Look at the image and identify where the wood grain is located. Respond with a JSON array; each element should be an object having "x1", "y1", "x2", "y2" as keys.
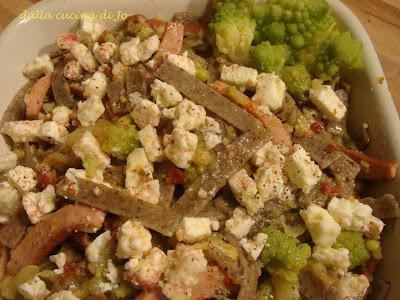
[{"x1": 0, "y1": 0, "x2": 399, "y2": 112}]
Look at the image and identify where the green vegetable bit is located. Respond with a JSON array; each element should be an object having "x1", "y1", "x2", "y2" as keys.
[
  {"x1": 260, "y1": 227, "x2": 311, "y2": 283},
  {"x1": 0, "y1": 265, "x2": 40, "y2": 299},
  {"x1": 279, "y1": 64, "x2": 311, "y2": 95},
  {"x1": 333, "y1": 231, "x2": 370, "y2": 269},
  {"x1": 102, "y1": 115, "x2": 140, "y2": 160},
  {"x1": 249, "y1": 41, "x2": 290, "y2": 73}
]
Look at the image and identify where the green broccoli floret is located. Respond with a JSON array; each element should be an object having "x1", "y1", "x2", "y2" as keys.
[
  {"x1": 279, "y1": 64, "x2": 311, "y2": 95},
  {"x1": 102, "y1": 115, "x2": 139, "y2": 160},
  {"x1": 333, "y1": 231, "x2": 370, "y2": 269},
  {"x1": 249, "y1": 41, "x2": 290, "y2": 73},
  {"x1": 260, "y1": 227, "x2": 311, "y2": 283},
  {"x1": 313, "y1": 31, "x2": 364, "y2": 80},
  {"x1": 209, "y1": 0, "x2": 256, "y2": 64}
]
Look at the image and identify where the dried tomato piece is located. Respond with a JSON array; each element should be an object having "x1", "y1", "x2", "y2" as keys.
[
  {"x1": 324, "y1": 144, "x2": 338, "y2": 153},
  {"x1": 310, "y1": 121, "x2": 325, "y2": 133},
  {"x1": 166, "y1": 167, "x2": 187, "y2": 185},
  {"x1": 320, "y1": 181, "x2": 339, "y2": 197},
  {"x1": 36, "y1": 165, "x2": 57, "y2": 189}
]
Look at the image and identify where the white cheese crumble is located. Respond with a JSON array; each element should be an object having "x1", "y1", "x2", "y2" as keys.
[
  {"x1": 7, "y1": 165, "x2": 37, "y2": 193},
  {"x1": 1, "y1": 120, "x2": 43, "y2": 143},
  {"x1": 63, "y1": 60, "x2": 82, "y2": 81},
  {"x1": 167, "y1": 52, "x2": 197, "y2": 76},
  {"x1": 17, "y1": 276, "x2": 50, "y2": 300},
  {"x1": 129, "y1": 92, "x2": 161, "y2": 129},
  {"x1": 285, "y1": 144, "x2": 322, "y2": 194},
  {"x1": 86, "y1": 230, "x2": 112, "y2": 264},
  {"x1": 312, "y1": 246, "x2": 350, "y2": 274},
  {"x1": 163, "y1": 128, "x2": 198, "y2": 169},
  {"x1": 116, "y1": 220, "x2": 152, "y2": 259},
  {"x1": 0, "y1": 181, "x2": 21, "y2": 225},
  {"x1": 225, "y1": 208, "x2": 255, "y2": 239},
  {"x1": 239, "y1": 232, "x2": 268, "y2": 261},
  {"x1": 163, "y1": 99, "x2": 206, "y2": 131},
  {"x1": 120, "y1": 37, "x2": 141, "y2": 66},
  {"x1": 200, "y1": 117, "x2": 223, "y2": 150},
  {"x1": 138, "y1": 125, "x2": 164, "y2": 162},
  {"x1": 82, "y1": 71, "x2": 108, "y2": 99},
  {"x1": 252, "y1": 73, "x2": 286, "y2": 111},
  {"x1": 49, "y1": 252, "x2": 67, "y2": 275},
  {"x1": 0, "y1": 134, "x2": 17, "y2": 172},
  {"x1": 70, "y1": 43, "x2": 97, "y2": 73},
  {"x1": 23, "y1": 54, "x2": 54, "y2": 79},
  {"x1": 22, "y1": 185, "x2": 56, "y2": 224},
  {"x1": 176, "y1": 217, "x2": 212, "y2": 244},
  {"x1": 52, "y1": 106, "x2": 72, "y2": 127},
  {"x1": 327, "y1": 197, "x2": 373, "y2": 232},
  {"x1": 77, "y1": 95, "x2": 105, "y2": 127},
  {"x1": 39, "y1": 121, "x2": 68, "y2": 144},
  {"x1": 125, "y1": 148, "x2": 154, "y2": 189},
  {"x1": 79, "y1": 19, "x2": 105, "y2": 42},
  {"x1": 151, "y1": 79, "x2": 183, "y2": 108},
  {"x1": 229, "y1": 169, "x2": 263, "y2": 215},
  {"x1": 220, "y1": 64, "x2": 258, "y2": 90},
  {"x1": 300, "y1": 204, "x2": 341, "y2": 247},
  {"x1": 137, "y1": 35, "x2": 160, "y2": 61},
  {"x1": 310, "y1": 84, "x2": 347, "y2": 122}
]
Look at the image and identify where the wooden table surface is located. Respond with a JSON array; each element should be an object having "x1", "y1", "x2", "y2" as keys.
[{"x1": 0, "y1": 0, "x2": 399, "y2": 112}]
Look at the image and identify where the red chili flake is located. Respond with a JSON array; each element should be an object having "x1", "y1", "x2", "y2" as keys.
[
  {"x1": 361, "y1": 258, "x2": 377, "y2": 276},
  {"x1": 166, "y1": 167, "x2": 187, "y2": 185},
  {"x1": 36, "y1": 165, "x2": 57, "y2": 189},
  {"x1": 320, "y1": 181, "x2": 339, "y2": 196},
  {"x1": 310, "y1": 121, "x2": 325, "y2": 133},
  {"x1": 324, "y1": 144, "x2": 338, "y2": 153}
]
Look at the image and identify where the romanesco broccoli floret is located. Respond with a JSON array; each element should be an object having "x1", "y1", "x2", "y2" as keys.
[
  {"x1": 252, "y1": 0, "x2": 335, "y2": 51},
  {"x1": 260, "y1": 227, "x2": 311, "y2": 283},
  {"x1": 209, "y1": 0, "x2": 256, "y2": 64},
  {"x1": 279, "y1": 64, "x2": 311, "y2": 95},
  {"x1": 313, "y1": 31, "x2": 364, "y2": 80},
  {"x1": 102, "y1": 115, "x2": 139, "y2": 160},
  {"x1": 249, "y1": 41, "x2": 290, "y2": 73},
  {"x1": 333, "y1": 231, "x2": 370, "y2": 269}
]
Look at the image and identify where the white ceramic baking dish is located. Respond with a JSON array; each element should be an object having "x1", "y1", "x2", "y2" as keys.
[{"x1": 0, "y1": 0, "x2": 399, "y2": 298}]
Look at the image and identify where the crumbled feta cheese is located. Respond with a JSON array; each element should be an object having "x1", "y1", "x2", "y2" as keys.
[
  {"x1": 310, "y1": 84, "x2": 347, "y2": 122},
  {"x1": 55, "y1": 32, "x2": 79, "y2": 50},
  {"x1": 71, "y1": 43, "x2": 97, "y2": 72},
  {"x1": 252, "y1": 73, "x2": 286, "y2": 110},
  {"x1": 210, "y1": 220, "x2": 220, "y2": 231},
  {"x1": 22, "y1": 185, "x2": 56, "y2": 224},
  {"x1": 1, "y1": 120, "x2": 43, "y2": 143},
  {"x1": 239, "y1": 232, "x2": 268, "y2": 261},
  {"x1": 362, "y1": 216, "x2": 384, "y2": 240},
  {"x1": 105, "y1": 259, "x2": 119, "y2": 284},
  {"x1": 79, "y1": 19, "x2": 105, "y2": 42},
  {"x1": 151, "y1": 79, "x2": 183, "y2": 108},
  {"x1": 0, "y1": 182, "x2": 20, "y2": 225},
  {"x1": 164, "y1": 128, "x2": 198, "y2": 169},
  {"x1": 138, "y1": 35, "x2": 160, "y2": 61},
  {"x1": 95, "y1": 281, "x2": 114, "y2": 294},
  {"x1": 160, "y1": 244, "x2": 207, "y2": 300},
  {"x1": 18, "y1": 276, "x2": 50, "y2": 300},
  {"x1": 50, "y1": 252, "x2": 67, "y2": 275},
  {"x1": 200, "y1": 117, "x2": 222, "y2": 150},
  {"x1": 220, "y1": 64, "x2": 258, "y2": 90},
  {"x1": 47, "y1": 290, "x2": 80, "y2": 300},
  {"x1": 176, "y1": 217, "x2": 212, "y2": 244},
  {"x1": 23, "y1": 54, "x2": 54, "y2": 79},
  {"x1": 300, "y1": 204, "x2": 341, "y2": 247},
  {"x1": 77, "y1": 95, "x2": 105, "y2": 126},
  {"x1": 167, "y1": 53, "x2": 197, "y2": 76},
  {"x1": 337, "y1": 273, "x2": 369, "y2": 300},
  {"x1": 255, "y1": 164, "x2": 286, "y2": 202},
  {"x1": 120, "y1": 37, "x2": 141, "y2": 65},
  {"x1": 72, "y1": 131, "x2": 110, "y2": 180},
  {"x1": 63, "y1": 60, "x2": 82, "y2": 81},
  {"x1": 52, "y1": 106, "x2": 72, "y2": 126},
  {"x1": 225, "y1": 208, "x2": 255, "y2": 239},
  {"x1": 251, "y1": 140, "x2": 286, "y2": 167},
  {"x1": 164, "y1": 99, "x2": 206, "y2": 131},
  {"x1": 129, "y1": 179, "x2": 160, "y2": 205},
  {"x1": 0, "y1": 134, "x2": 17, "y2": 171},
  {"x1": 125, "y1": 247, "x2": 167, "y2": 288},
  {"x1": 112, "y1": 62, "x2": 129, "y2": 80},
  {"x1": 327, "y1": 197, "x2": 373, "y2": 232},
  {"x1": 7, "y1": 166, "x2": 37, "y2": 193},
  {"x1": 229, "y1": 169, "x2": 263, "y2": 215},
  {"x1": 64, "y1": 168, "x2": 88, "y2": 193},
  {"x1": 117, "y1": 220, "x2": 152, "y2": 259},
  {"x1": 39, "y1": 121, "x2": 68, "y2": 144},
  {"x1": 125, "y1": 148, "x2": 154, "y2": 189},
  {"x1": 138, "y1": 125, "x2": 164, "y2": 162},
  {"x1": 129, "y1": 92, "x2": 161, "y2": 129},
  {"x1": 86, "y1": 230, "x2": 112, "y2": 263},
  {"x1": 312, "y1": 246, "x2": 350, "y2": 273},
  {"x1": 93, "y1": 42, "x2": 117, "y2": 64},
  {"x1": 285, "y1": 144, "x2": 322, "y2": 193},
  {"x1": 83, "y1": 71, "x2": 108, "y2": 99}
]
